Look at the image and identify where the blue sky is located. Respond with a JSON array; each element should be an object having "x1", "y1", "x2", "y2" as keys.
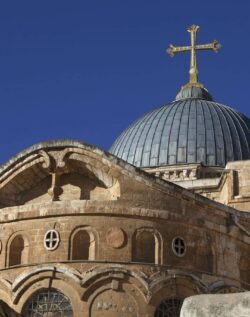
[{"x1": 0, "y1": 0, "x2": 250, "y2": 163}]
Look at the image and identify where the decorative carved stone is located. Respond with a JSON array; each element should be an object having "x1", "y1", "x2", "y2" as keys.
[
  {"x1": 91, "y1": 289, "x2": 138, "y2": 316},
  {"x1": 106, "y1": 227, "x2": 126, "y2": 249},
  {"x1": 47, "y1": 172, "x2": 63, "y2": 201}
]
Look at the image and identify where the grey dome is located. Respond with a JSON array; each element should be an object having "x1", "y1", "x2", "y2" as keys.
[
  {"x1": 175, "y1": 85, "x2": 213, "y2": 101},
  {"x1": 110, "y1": 87, "x2": 250, "y2": 168}
]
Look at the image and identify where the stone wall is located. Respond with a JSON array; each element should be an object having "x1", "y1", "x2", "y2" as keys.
[
  {"x1": 144, "y1": 160, "x2": 250, "y2": 213},
  {"x1": 0, "y1": 141, "x2": 248, "y2": 316},
  {"x1": 181, "y1": 292, "x2": 250, "y2": 317}
]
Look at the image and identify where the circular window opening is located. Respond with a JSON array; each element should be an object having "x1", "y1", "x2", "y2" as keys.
[
  {"x1": 23, "y1": 288, "x2": 73, "y2": 317},
  {"x1": 172, "y1": 237, "x2": 186, "y2": 257},
  {"x1": 44, "y1": 230, "x2": 60, "y2": 251}
]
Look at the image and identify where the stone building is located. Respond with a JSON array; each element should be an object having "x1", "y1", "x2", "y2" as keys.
[{"x1": 0, "y1": 25, "x2": 249, "y2": 317}]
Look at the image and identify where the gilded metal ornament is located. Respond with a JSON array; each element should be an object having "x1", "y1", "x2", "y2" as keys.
[{"x1": 167, "y1": 25, "x2": 221, "y2": 86}]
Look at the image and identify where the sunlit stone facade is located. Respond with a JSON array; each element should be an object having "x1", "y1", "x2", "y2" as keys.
[
  {"x1": 1, "y1": 24, "x2": 250, "y2": 317},
  {"x1": 0, "y1": 140, "x2": 248, "y2": 316}
]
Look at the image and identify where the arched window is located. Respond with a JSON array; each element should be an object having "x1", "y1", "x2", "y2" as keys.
[
  {"x1": 71, "y1": 229, "x2": 95, "y2": 260},
  {"x1": 22, "y1": 289, "x2": 73, "y2": 317},
  {"x1": 155, "y1": 298, "x2": 183, "y2": 317},
  {"x1": 133, "y1": 230, "x2": 157, "y2": 263},
  {"x1": 9, "y1": 235, "x2": 28, "y2": 267}
]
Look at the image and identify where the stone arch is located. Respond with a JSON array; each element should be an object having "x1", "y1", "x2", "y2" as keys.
[
  {"x1": 69, "y1": 226, "x2": 97, "y2": 261},
  {"x1": 148, "y1": 273, "x2": 207, "y2": 315},
  {"x1": 81, "y1": 267, "x2": 149, "y2": 304},
  {"x1": 149, "y1": 272, "x2": 207, "y2": 297},
  {"x1": 208, "y1": 280, "x2": 246, "y2": 294},
  {"x1": 11, "y1": 266, "x2": 82, "y2": 295},
  {"x1": 83, "y1": 268, "x2": 148, "y2": 317},
  {"x1": 132, "y1": 228, "x2": 162, "y2": 264},
  {"x1": 12, "y1": 268, "x2": 84, "y2": 316},
  {"x1": 214, "y1": 285, "x2": 245, "y2": 294},
  {"x1": 6, "y1": 232, "x2": 29, "y2": 267}
]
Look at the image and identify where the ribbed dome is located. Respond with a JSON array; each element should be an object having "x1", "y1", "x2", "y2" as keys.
[
  {"x1": 175, "y1": 85, "x2": 213, "y2": 101},
  {"x1": 110, "y1": 87, "x2": 250, "y2": 168}
]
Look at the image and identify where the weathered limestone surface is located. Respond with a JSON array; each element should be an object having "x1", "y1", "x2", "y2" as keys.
[
  {"x1": 145, "y1": 160, "x2": 250, "y2": 213},
  {"x1": 181, "y1": 292, "x2": 250, "y2": 317},
  {"x1": 0, "y1": 141, "x2": 248, "y2": 316}
]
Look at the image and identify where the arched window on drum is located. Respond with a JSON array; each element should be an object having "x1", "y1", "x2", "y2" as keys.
[
  {"x1": 8, "y1": 234, "x2": 29, "y2": 267},
  {"x1": 70, "y1": 228, "x2": 95, "y2": 261},
  {"x1": 133, "y1": 229, "x2": 161, "y2": 264}
]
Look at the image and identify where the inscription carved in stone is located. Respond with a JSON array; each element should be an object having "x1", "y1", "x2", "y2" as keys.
[{"x1": 91, "y1": 289, "x2": 138, "y2": 317}]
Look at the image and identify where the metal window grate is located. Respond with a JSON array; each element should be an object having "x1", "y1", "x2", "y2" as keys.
[
  {"x1": 44, "y1": 230, "x2": 60, "y2": 251},
  {"x1": 23, "y1": 289, "x2": 73, "y2": 317},
  {"x1": 155, "y1": 298, "x2": 183, "y2": 317},
  {"x1": 172, "y1": 237, "x2": 186, "y2": 257}
]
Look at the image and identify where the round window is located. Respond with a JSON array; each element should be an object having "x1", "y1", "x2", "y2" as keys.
[
  {"x1": 172, "y1": 237, "x2": 186, "y2": 257},
  {"x1": 23, "y1": 288, "x2": 73, "y2": 316},
  {"x1": 44, "y1": 230, "x2": 60, "y2": 251}
]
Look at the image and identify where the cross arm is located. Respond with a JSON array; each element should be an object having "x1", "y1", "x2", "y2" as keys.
[
  {"x1": 195, "y1": 40, "x2": 221, "y2": 52},
  {"x1": 167, "y1": 44, "x2": 191, "y2": 57}
]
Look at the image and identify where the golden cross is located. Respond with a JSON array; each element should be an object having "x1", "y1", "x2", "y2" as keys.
[{"x1": 167, "y1": 25, "x2": 221, "y2": 86}]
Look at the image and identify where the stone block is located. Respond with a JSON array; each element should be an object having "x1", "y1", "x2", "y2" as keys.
[{"x1": 181, "y1": 292, "x2": 250, "y2": 317}]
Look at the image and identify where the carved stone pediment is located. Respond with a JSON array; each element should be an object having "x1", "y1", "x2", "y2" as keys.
[
  {"x1": 0, "y1": 140, "x2": 238, "y2": 226},
  {"x1": 0, "y1": 141, "x2": 122, "y2": 207}
]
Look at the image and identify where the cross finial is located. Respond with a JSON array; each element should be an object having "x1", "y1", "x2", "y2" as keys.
[{"x1": 167, "y1": 25, "x2": 221, "y2": 87}]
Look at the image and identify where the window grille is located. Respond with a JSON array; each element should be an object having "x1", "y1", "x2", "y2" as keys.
[
  {"x1": 44, "y1": 230, "x2": 60, "y2": 251},
  {"x1": 155, "y1": 298, "x2": 183, "y2": 317},
  {"x1": 23, "y1": 289, "x2": 73, "y2": 317},
  {"x1": 172, "y1": 237, "x2": 186, "y2": 257}
]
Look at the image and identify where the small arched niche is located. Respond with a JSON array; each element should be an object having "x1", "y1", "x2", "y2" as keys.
[
  {"x1": 132, "y1": 229, "x2": 161, "y2": 264},
  {"x1": 70, "y1": 228, "x2": 96, "y2": 261},
  {"x1": 8, "y1": 234, "x2": 29, "y2": 267}
]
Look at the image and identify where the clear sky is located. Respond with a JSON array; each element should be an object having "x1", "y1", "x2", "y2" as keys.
[{"x1": 0, "y1": 0, "x2": 250, "y2": 163}]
